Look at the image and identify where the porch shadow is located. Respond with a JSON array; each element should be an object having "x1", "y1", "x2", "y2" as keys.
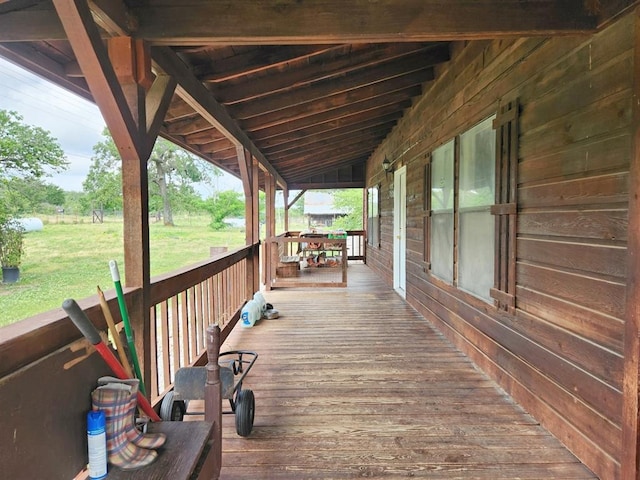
[{"x1": 215, "y1": 264, "x2": 596, "y2": 479}]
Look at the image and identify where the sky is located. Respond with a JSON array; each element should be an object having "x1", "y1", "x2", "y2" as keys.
[{"x1": 0, "y1": 56, "x2": 242, "y2": 195}]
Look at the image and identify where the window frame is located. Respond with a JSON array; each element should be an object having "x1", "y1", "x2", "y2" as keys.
[
  {"x1": 425, "y1": 101, "x2": 518, "y2": 310},
  {"x1": 367, "y1": 184, "x2": 381, "y2": 248}
]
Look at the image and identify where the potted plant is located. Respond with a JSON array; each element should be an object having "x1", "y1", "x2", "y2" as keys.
[{"x1": 0, "y1": 218, "x2": 25, "y2": 283}]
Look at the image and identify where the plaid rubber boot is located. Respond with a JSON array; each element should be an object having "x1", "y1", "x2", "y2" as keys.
[
  {"x1": 92, "y1": 386, "x2": 158, "y2": 470},
  {"x1": 97, "y1": 377, "x2": 166, "y2": 449}
]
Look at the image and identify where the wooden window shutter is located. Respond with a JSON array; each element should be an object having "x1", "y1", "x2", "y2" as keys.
[{"x1": 490, "y1": 99, "x2": 519, "y2": 313}]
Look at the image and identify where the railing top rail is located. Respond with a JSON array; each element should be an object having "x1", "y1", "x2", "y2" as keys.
[
  {"x1": 149, "y1": 243, "x2": 258, "y2": 305},
  {"x1": 1, "y1": 242, "x2": 259, "y2": 380},
  {"x1": 285, "y1": 230, "x2": 364, "y2": 236},
  {"x1": 0, "y1": 287, "x2": 138, "y2": 379},
  {"x1": 269, "y1": 236, "x2": 346, "y2": 244}
]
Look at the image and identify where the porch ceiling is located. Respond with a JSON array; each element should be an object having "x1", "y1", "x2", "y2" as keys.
[{"x1": 0, "y1": 0, "x2": 631, "y2": 190}]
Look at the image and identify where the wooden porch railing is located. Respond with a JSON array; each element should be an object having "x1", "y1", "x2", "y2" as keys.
[
  {"x1": 0, "y1": 242, "x2": 258, "y2": 478},
  {"x1": 148, "y1": 243, "x2": 259, "y2": 401},
  {"x1": 286, "y1": 230, "x2": 366, "y2": 261},
  {"x1": 0, "y1": 242, "x2": 258, "y2": 401},
  {"x1": 264, "y1": 230, "x2": 365, "y2": 289}
]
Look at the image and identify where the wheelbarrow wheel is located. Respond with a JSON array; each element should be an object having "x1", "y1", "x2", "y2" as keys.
[
  {"x1": 160, "y1": 391, "x2": 186, "y2": 421},
  {"x1": 235, "y1": 388, "x2": 255, "y2": 437}
]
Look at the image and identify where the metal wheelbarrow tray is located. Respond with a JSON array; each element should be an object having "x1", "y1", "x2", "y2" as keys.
[{"x1": 159, "y1": 350, "x2": 258, "y2": 437}]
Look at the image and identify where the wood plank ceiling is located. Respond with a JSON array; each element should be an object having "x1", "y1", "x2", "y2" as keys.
[{"x1": 0, "y1": 0, "x2": 629, "y2": 190}]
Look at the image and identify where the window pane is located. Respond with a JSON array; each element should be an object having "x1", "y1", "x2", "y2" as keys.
[
  {"x1": 431, "y1": 212, "x2": 454, "y2": 282},
  {"x1": 431, "y1": 140, "x2": 455, "y2": 211},
  {"x1": 458, "y1": 116, "x2": 496, "y2": 301},
  {"x1": 430, "y1": 140, "x2": 454, "y2": 283},
  {"x1": 460, "y1": 117, "x2": 495, "y2": 208},
  {"x1": 458, "y1": 209, "x2": 494, "y2": 300},
  {"x1": 367, "y1": 186, "x2": 379, "y2": 247}
]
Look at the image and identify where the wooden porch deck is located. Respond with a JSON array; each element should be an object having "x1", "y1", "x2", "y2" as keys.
[{"x1": 215, "y1": 264, "x2": 596, "y2": 479}]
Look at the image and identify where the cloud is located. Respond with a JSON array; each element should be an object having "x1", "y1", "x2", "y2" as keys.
[
  {"x1": 0, "y1": 57, "x2": 105, "y2": 190},
  {"x1": 0, "y1": 57, "x2": 244, "y2": 194}
]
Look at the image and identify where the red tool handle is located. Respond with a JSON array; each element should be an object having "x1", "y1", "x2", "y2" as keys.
[
  {"x1": 93, "y1": 342, "x2": 161, "y2": 421},
  {"x1": 63, "y1": 299, "x2": 161, "y2": 422}
]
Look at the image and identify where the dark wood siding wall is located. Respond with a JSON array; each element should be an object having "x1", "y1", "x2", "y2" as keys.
[{"x1": 366, "y1": 13, "x2": 633, "y2": 480}]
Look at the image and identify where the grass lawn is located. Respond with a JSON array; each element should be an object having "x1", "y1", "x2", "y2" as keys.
[{"x1": 0, "y1": 215, "x2": 245, "y2": 327}]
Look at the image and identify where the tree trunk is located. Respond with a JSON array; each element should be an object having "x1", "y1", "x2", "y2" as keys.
[{"x1": 154, "y1": 160, "x2": 174, "y2": 226}]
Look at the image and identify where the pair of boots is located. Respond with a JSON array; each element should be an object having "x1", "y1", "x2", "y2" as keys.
[{"x1": 91, "y1": 377, "x2": 166, "y2": 471}]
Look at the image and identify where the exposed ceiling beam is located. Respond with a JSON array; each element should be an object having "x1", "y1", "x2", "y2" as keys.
[
  {"x1": 88, "y1": 0, "x2": 132, "y2": 36},
  {"x1": 0, "y1": 43, "x2": 92, "y2": 100},
  {"x1": 197, "y1": 45, "x2": 339, "y2": 82},
  {"x1": 249, "y1": 90, "x2": 417, "y2": 142},
  {"x1": 264, "y1": 122, "x2": 397, "y2": 156},
  {"x1": 131, "y1": 0, "x2": 598, "y2": 45},
  {"x1": 152, "y1": 46, "x2": 286, "y2": 188},
  {"x1": 5, "y1": 0, "x2": 635, "y2": 44},
  {"x1": 214, "y1": 43, "x2": 447, "y2": 105},
  {"x1": 240, "y1": 72, "x2": 425, "y2": 132},
  {"x1": 228, "y1": 59, "x2": 432, "y2": 120},
  {"x1": 0, "y1": 8, "x2": 65, "y2": 41}
]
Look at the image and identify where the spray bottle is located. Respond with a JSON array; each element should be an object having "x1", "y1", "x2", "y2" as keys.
[{"x1": 87, "y1": 410, "x2": 107, "y2": 479}]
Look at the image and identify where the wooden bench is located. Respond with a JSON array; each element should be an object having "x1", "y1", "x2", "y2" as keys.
[{"x1": 0, "y1": 322, "x2": 222, "y2": 480}]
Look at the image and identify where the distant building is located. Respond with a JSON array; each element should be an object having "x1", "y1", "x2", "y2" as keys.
[{"x1": 303, "y1": 192, "x2": 348, "y2": 228}]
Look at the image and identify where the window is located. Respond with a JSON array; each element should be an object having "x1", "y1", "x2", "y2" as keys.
[
  {"x1": 430, "y1": 140, "x2": 455, "y2": 283},
  {"x1": 426, "y1": 100, "x2": 519, "y2": 309},
  {"x1": 367, "y1": 185, "x2": 380, "y2": 248},
  {"x1": 458, "y1": 116, "x2": 496, "y2": 301}
]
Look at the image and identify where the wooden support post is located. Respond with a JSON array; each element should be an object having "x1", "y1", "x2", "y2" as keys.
[
  {"x1": 51, "y1": 1, "x2": 169, "y2": 397},
  {"x1": 121, "y1": 151, "x2": 151, "y2": 391},
  {"x1": 109, "y1": 37, "x2": 153, "y2": 391},
  {"x1": 250, "y1": 158, "x2": 260, "y2": 293},
  {"x1": 238, "y1": 146, "x2": 260, "y2": 294},
  {"x1": 283, "y1": 186, "x2": 289, "y2": 232},
  {"x1": 623, "y1": 8, "x2": 640, "y2": 479},
  {"x1": 264, "y1": 173, "x2": 276, "y2": 291},
  {"x1": 204, "y1": 324, "x2": 222, "y2": 480}
]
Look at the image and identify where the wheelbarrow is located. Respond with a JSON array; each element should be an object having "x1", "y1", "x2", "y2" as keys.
[{"x1": 159, "y1": 350, "x2": 258, "y2": 437}]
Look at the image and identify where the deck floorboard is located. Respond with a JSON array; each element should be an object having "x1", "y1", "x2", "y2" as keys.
[{"x1": 213, "y1": 264, "x2": 595, "y2": 479}]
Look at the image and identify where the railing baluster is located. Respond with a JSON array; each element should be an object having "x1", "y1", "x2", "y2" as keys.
[
  {"x1": 188, "y1": 286, "x2": 197, "y2": 362},
  {"x1": 150, "y1": 306, "x2": 158, "y2": 398},
  {"x1": 160, "y1": 300, "x2": 170, "y2": 392},
  {"x1": 170, "y1": 296, "x2": 180, "y2": 383},
  {"x1": 179, "y1": 291, "x2": 189, "y2": 367},
  {"x1": 195, "y1": 282, "x2": 204, "y2": 353},
  {"x1": 207, "y1": 278, "x2": 216, "y2": 328},
  {"x1": 147, "y1": 244, "x2": 258, "y2": 402}
]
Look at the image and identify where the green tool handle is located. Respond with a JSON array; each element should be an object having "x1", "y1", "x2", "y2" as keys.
[{"x1": 109, "y1": 260, "x2": 147, "y2": 397}]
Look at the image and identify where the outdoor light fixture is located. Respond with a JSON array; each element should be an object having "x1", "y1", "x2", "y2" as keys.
[{"x1": 382, "y1": 156, "x2": 392, "y2": 173}]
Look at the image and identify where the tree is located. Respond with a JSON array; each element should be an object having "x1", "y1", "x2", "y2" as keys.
[
  {"x1": 0, "y1": 110, "x2": 68, "y2": 220},
  {"x1": 3, "y1": 177, "x2": 65, "y2": 215},
  {"x1": 206, "y1": 190, "x2": 244, "y2": 230},
  {"x1": 0, "y1": 110, "x2": 68, "y2": 180},
  {"x1": 147, "y1": 138, "x2": 211, "y2": 225},
  {"x1": 82, "y1": 131, "x2": 122, "y2": 213},
  {"x1": 330, "y1": 189, "x2": 363, "y2": 231},
  {"x1": 84, "y1": 130, "x2": 218, "y2": 222}
]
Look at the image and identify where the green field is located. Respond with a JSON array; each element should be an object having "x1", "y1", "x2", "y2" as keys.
[{"x1": 0, "y1": 215, "x2": 245, "y2": 327}]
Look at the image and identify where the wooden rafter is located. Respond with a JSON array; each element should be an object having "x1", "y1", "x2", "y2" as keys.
[
  {"x1": 152, "y1": 46, "x2": 286, "y2": 188},
  {"x1": 51, "y1": 0, "x2": 142, "y2": 158},
  {"x1": 212, "y1": 43, "x2": 447, "y2": 105}
]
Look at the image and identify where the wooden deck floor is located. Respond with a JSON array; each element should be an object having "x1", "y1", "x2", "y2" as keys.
[{"x1": 216, "y1": 264, "x2": 596, "y2": 479}]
